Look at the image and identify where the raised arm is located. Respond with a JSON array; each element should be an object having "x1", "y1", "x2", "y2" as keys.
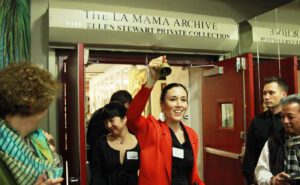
[{"x1": 126, "y1": 56, "x2": 166, "y2": 134}]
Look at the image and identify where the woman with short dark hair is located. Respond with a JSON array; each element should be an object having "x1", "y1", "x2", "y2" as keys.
[{"x1": 91, "y1": 102, "x2": 139, "y2": 185}]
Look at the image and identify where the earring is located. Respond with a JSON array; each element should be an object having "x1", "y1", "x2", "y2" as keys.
[
  {"x1": 183, "y1": 114, "x2": 189, "y2": 120},
  {"x1": 159, "y1": 112, "x2": 166, "y2": 121}
]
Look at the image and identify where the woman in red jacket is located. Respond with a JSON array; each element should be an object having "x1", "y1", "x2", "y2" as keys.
[{"x1": 126, "y1": 56, "x2": 205, "y2": 185}]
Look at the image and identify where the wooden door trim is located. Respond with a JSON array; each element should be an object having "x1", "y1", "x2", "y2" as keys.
[{"x1": 77, "y1": 43, "x2": 87, "y2": 185}]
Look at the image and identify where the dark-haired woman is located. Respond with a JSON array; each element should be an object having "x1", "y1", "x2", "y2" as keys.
[
  {"x1": 91, "y1": 102, "x2": 139, "y2": 185},
  {"x1": 126, "y1": 56, "x2": 205, "y2": 185},
  {"x1": 87, "y1": 90, "x2": 132, "y2": 171}
]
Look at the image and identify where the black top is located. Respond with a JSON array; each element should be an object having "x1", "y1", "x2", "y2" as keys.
[
  {"x1": 91, "y1": 136, "x2": 140, "y2": 185},
  {"x1": 268, "y1": 128, "x2": 285, "y2": 176},
  {"x1": 170, "y1": 128, "x2": 194, "y2": 185},
  {"x1": 86, "y1": 107, "x2": 109, "y2": 169},
  {"x1": 242, "y1": 110, "x2": 282, "y2": 185}
]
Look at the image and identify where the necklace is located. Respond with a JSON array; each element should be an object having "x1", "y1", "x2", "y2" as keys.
[
  {"x1": 118, "y1": 138, "x2": 125, "y2": 144},
  {"x1": 117, "y1": 135, "x2": 128, "y2": 145}
]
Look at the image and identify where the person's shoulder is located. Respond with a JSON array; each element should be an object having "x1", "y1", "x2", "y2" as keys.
[
  {"x1": 268, "y1": 128, "x2": 285, "y2": 143},
  {"x1": 95, "y1": 135, "x2": 107, "y2": 146},
  {"x1": 251, "y1": 111, "x2": 270, "y2": 123},
  {"x1": 256, "y1": 110, "x2": 270, "y2": 118},
  {"x1": 88, "y1": 108, "x2": 104, "y2": 126},
  {"x1": 149, "y1": 115, "x2": 160, "y2": 126},
  {"x1": 99, "y1": 134, "x2": 107, "y2": 142},
  {"x1": 90, "y1": 108, "x2": 104, "y2": 120}
]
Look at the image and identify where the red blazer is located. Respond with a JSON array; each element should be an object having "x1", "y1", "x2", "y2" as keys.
[{"x1": 126, "y1": 85, "x2": 205, "y2": 185}]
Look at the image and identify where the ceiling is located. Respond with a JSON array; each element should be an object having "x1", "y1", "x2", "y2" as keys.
[
  {"x1": 53, "y1": 0, "x2": 295, "y2": 23},
  {"x1": 250, "y1": 0, "x2": 300, "y2": 25}
]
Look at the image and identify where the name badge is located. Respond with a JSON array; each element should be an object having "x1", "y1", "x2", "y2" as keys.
[
  {"x1": 127, "y1": 151, "x2": 138, "y2": 160},
  {"x1": 172, "y1": 147, "x2": 184, "y2": 159}
]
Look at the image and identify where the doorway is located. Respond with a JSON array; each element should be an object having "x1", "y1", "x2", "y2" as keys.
[{"x1": 57, "y1": 48, "x2": 216, "y2": 185}]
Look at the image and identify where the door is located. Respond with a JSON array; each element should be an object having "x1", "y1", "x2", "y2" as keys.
[
  {"x1": 202, "y1": 54, "x2": 255, "y2": 185},
  {"x1": 59, "y1": 44, "x2": 86, "y2": 184},
  {"x1": 253, "y1": 56, "x2": 298, "y2": 114}
]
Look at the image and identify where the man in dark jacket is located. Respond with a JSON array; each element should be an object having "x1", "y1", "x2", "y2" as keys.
[
  {"x1": 242, "y1": 77, "x2": 288, "y2": 185},
  {"x1": 255, "y1": 94, "x2": 300, "y2": 185}
]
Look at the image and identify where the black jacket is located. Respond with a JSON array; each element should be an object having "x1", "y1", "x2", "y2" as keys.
[
  {"x1": 268, "y1": 128, "x2": 285, "y2": 176},
  {"x1": 242, "y1": 110, "x2": 282, "y2": 185}
]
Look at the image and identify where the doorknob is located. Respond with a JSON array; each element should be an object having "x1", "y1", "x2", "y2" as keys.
[
  {"x1": 69, "y1": 177, "x2": 79, "y2": 183},
  {"x1": 240, "y1": 131, "x2": 245, "y2": 140}
]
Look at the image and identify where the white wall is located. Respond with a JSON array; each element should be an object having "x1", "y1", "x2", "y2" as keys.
[
  {"x1": 189, "y1": 67, "x2": 204, "y2": 179},
  {"x1": 48, "y1": 49, "x2": 59, "y2": 147},
  {"x1": 31, "y1": 0, "x2": 49, "y2": 68},
  {"x1": 31, "y1": 1, "x2": 59, "y2": 144}
]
